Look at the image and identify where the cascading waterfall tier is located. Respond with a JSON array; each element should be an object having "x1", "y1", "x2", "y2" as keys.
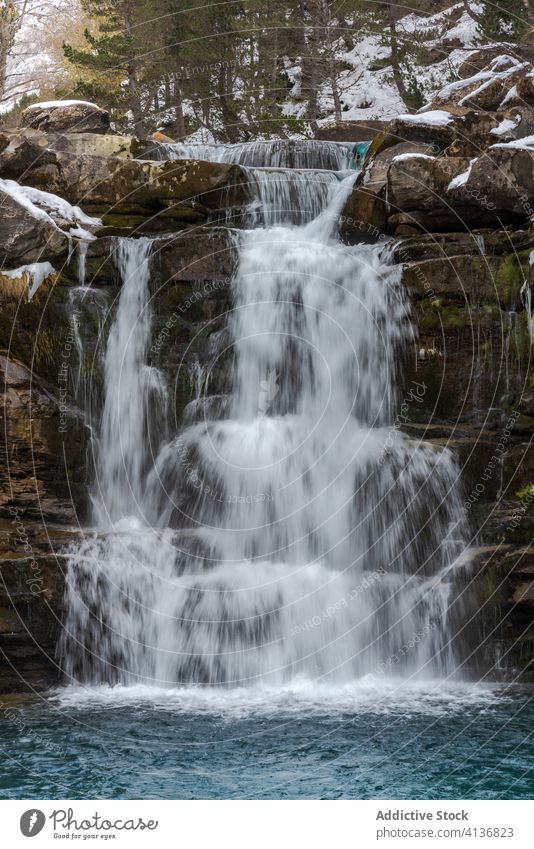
[
  {"x1": 149, "y1": 138, "x2": 368, "y2": 170},
  {"x1": 61, "y1": 141, "x2": 468, "y2": 689}
]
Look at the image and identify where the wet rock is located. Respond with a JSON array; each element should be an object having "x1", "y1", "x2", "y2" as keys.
[
  {"x1": 393, "y1": 228, "x2": 534, "y2": 263},
  {"x1": 22, "y1": 100, "x2": 110, "y2": 135},
  {"x1": 0, "y1": 354, "x2": 87, "y2": 525},
  {"x1": 401, "y1": 253, "x2": 528, "y2": 307},
  {"x1": 77, "y1": 228, "x2": 238, "y2": 285},
  {"x1": 0, "y1": 521, "x2": 84, "y2": 693},
  {"x1": 157, "y1": 227, "x2": 237, "y2": 283}
]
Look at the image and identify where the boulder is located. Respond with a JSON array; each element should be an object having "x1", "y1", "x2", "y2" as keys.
[
  {"x1": 40, "y1": 153, "x2": 251, "y2": 224},
  {"x1": 465, "y1": 147, "x2": 534, "y2": 218},
  {"x1": 0, "y1": 189, "x2": 67, "y2": 264},
  {"x1": 315, "y1": 120, "x2": 387, "y2": 142},
  {"x1": 341, "y1": 142, "x2": 433, "y2": 240},
  {"x1": 387, "y1": 147, "x2": 534, "y2": 230},
  {"x1": 385, "y1": 110, "x2": 508, "y2": 157},
  {"x1": 388, "y1": 155, "x2": 470, "y2": 212},
  {"x1": 385, "y1": 111, "x2": 457, "y2": 152},
  {"x1": 0, "y1": 129, "x2": 53, "y2": 182},
  {"x1": 22, "y1": 100, "x2": 110, "y2": 134}
]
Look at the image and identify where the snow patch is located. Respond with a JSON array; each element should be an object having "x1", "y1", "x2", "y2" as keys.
[
  {"x1": 499, "y1": 85, "x2": 518, "y2": 107},
  {"x1": 392, "y1": 153, "x2": 436, "y2": 162},
  {"x1": 3, "y1": 262, "x2": 55, "y2": 300},
  {"x1": 397, "y1": 110, "x2": 453, "y2": 127},
  {"x1": 0, "y1": 178, "x2": 100, "y2": 235},
  {"x1": 491, "y1": 135, "x2": 534, "y2": 151},
  {"x1": 490, "y1": 117, "x2": 519, "y2": 136},
  {"x1": 447, "y1": 158, "x2": 477, "y2": 191},
  {"x1": 25, "y1": 99, "x2": 102, "y2": 110}
]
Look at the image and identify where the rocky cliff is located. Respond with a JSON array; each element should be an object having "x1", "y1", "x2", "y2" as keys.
[{"x1": 1, "y1": 68, "x2": 534, "y2": 692}]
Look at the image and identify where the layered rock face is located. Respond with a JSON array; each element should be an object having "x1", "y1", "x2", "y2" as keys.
[
  {"x1": 338, "y1": 54, "x2": 534, "y2": 676},
  {"x1": 1, "y1": 92, "x2": 534, "y2": 691}
]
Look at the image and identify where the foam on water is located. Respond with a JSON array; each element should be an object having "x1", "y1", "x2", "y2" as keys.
[{"x1": 53, "y1": 679, "x2": 506, "y2": 718}]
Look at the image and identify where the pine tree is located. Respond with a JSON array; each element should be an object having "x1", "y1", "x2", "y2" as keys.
[
  {"x1": 478, "y1": 0, "x2": 527, "y2": 40},
  {"x1": 62, "y1": 0, "x2": 158, "y2": 137}
]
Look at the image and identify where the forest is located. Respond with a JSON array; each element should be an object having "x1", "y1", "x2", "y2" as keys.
[{"x1": 0, "y1": 0, "x2": 530, "y2": 139}]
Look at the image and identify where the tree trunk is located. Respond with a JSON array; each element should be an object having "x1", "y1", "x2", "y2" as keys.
[
  {"x1": 385, "y1": 2, "x2": 411, "y2": 109},
  {"x1": 329, "y1": 58, "x2": 342, "y2": 123},
  {"x1": 301, "y1": 0, "x2": 319, "y2": 133},
  {"x1": 127, "y1": 61, "x2": 147, "y2": 139},
  {"x1": 172, "y1": 75, "x2": 186, "y2": 139},
  {"x1": 0, "y1": 0, "x2": 21, "y2": 105}
]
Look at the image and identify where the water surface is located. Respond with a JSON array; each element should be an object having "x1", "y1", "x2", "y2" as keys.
[{"x1": 1, "y1": 680, "x2": 532, "y2": 800}]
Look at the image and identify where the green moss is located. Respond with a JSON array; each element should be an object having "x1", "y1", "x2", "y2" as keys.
[
  {"x1": 362, "y1": 131, "x2": 398, "y2": 168},
  {"x1": 515, "y1": 484, "x2": 534, "y2": 502},
  {"x1": 494, "y1": 253, "x2": 528, "y2": 305},
  {"x1": 416, "y1": 299, "x2": 469, "y2": 332}
]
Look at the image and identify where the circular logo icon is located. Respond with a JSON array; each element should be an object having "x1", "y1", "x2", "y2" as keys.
[{"x1": 20, "y1": 810, "x2": 46, "y2": 837}]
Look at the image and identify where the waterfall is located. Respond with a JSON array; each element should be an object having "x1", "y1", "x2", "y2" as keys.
[
  {"x1": 93, "y1": 238, "x2": 158, "y2": 523},
  {"x1": 246, "y1": 168, "x2": 341, "y2": 226},
  {"x1": 148, "y1": 138, "x2": 367, "y2": 171},
  {"x1": 61, "y1": 146, "x2": 469, "y2": 689}
]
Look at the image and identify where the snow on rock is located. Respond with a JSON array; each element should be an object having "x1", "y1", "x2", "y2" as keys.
[
  {"x1": 24, "y1": 99, "x2": 101, "y2": 111},
  {"x1": 15, "y1": 184, "x2": 100, "y2": 229},
  {"x1": 490, "y1": 117, "x2": 520, "y2": 136},
  {"x1": 499, "y1": 85, "x2": 518, "y2": 107},
  {"x1": 0, "y1": 178, "x2": 100, "y2": 238},
  {"x1": 490, "y1": 135, "x2": 534, "y2": 151},
  {"x1": 447, "y1": 158, "x2": 477, "y2": 191},
  {"x1": 392, "y1": 153, "x2": 437, "y2": 162},
  {"x1": 22, "y1": 100, "x2": 110, "y2": 134},
  {"x1": 3, "y1": 262, "x2": 55, "y2": 301},
  {"x1": 434, "y1": 55, "x2": 527, "y2": 104},
  {"x1": 397, "y1": 110, "x2": 453, "y2": 127}
]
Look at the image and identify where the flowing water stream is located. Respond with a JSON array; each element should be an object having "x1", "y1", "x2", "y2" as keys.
[
  {"x1": 59, "y1": 143, "x2": 471, "y2": 694},
  {"x1": 149, "y1": 138, "x2": 367, "y2": 170}
]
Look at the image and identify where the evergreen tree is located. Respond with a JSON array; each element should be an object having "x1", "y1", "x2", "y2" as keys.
[
  {"x1": 478, "y1": 0, "x2": 527, "y2": 40},
  {"x1": 62, "y1": 0, "x2": 159, "y2": 137}
]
